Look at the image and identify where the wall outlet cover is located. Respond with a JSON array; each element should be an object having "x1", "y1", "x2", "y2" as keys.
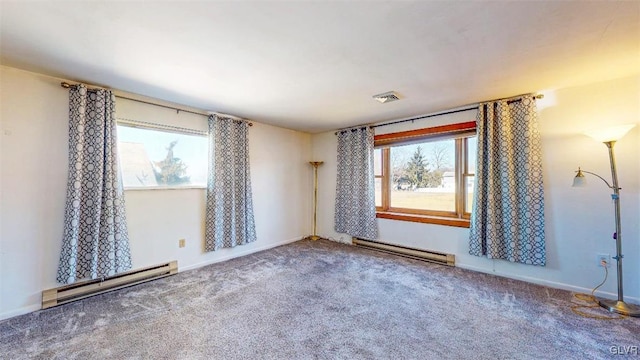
[{"x1": 597, "y1": 254, "x2": 610, "y2": 267}]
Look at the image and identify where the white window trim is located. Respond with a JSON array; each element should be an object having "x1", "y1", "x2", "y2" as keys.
[{"x1": 116, "y1": 120, "x2": 208, "y2": 190}]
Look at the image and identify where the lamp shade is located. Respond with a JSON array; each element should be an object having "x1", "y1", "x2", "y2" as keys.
[
  {"x1": 572, "y1": 168, "x2": 587, "y2": 187},
  {"x1": 583, "y1": 124, "x2": 636, "y2": 143}
]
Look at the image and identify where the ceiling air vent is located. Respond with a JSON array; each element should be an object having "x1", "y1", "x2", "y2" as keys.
[{"x1": 373, "y1": 91, "x2": 401, "y2": 104}]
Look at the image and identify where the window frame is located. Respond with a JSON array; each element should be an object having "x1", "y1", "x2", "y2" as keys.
[
  {"x1": 374, "y1": 121, "x2": 476, "y2": 228},
  {"x1": 116, "y1": 120, "x2": 209, "y2": 190}
]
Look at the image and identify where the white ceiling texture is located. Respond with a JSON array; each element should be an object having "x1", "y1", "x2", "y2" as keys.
[{"x1": 1, "y1": 1, "x2": 638, "y2": 133}]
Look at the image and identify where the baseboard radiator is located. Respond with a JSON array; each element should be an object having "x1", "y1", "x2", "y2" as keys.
[
  {"x1": 42, "y1": 261, "x2": 178, "y2": 309},
  {"x1": 352, "y1": 238, "x2": 455, "y2": 266}
]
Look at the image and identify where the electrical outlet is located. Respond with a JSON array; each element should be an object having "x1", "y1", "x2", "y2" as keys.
[
  {"x1": 179, "y1": 239, "x2": 186, "y2": 248},
  {"x1": 597, "y1": 254, "x2": 610, "y2": 267}
]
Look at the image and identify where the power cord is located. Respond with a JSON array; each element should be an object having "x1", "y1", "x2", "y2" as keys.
[{"x1": 571, "y1": 259, "x2": 626, "y2": 320}]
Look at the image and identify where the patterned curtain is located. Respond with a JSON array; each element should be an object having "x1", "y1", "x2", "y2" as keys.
[
  {"x1": 334, "y1": 127, "x2": 378, "y2": 240},
  {"x1": 469, "y1": 96, "x2": 546, "y2": 266},
  {"x1": 205, "y1": 115, "x2": 257, "y2": 251},
  {"x1": 57, "y1": 85, "x2": 132, "y2": 284}
]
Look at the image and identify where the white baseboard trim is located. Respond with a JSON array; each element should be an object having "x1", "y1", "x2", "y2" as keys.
[
  {"x1": 0, "y1": 304, "x2": 41, "y2": 322},
  {"x1": 456, "y1": 263, "x2": 640, "y2": 305},
  {"x1": 5, "y1": 238, "x2": 635, "y2": 321},
  {"x1": 179, "y1": 236, "x2": 303, "y2": 273},
  {"x1": 0, "y1": 237, "x2": 304, "y2": 322}
]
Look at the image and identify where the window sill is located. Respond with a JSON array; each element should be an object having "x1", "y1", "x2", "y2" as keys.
[
  {"x1": 124, "y1": 186, "x2": 206, "y2": 191},
  {"x1": 376, "y1": 212, "x2": 470, "y2": 228}
]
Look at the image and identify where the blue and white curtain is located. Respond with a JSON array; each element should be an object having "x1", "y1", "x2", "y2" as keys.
[
  {"x1": 205, "y1": 115, "x2": 257, "y2": 251},
  {"x1": 57, "y1": 85, "x2": 132, "y2": 284},
  {"x1": 334, "y1": 127, "x2": 378, "y2": 240},
  {"x1": 469, "y1": 96, "x2": 546, "y2": 266}
]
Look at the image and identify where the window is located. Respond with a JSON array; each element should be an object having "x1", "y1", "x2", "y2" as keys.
[
  {"x1": 374, "y1": 121, "x2": 476, "y2": 227},
  {"x1": 117, "y1": 124, "x2": 208, "y2": 189}
]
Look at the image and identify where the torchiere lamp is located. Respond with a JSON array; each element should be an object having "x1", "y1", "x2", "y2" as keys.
[
  {"x1": 572, "y1": 123, "x2": 639, "y2": 317},
  {"x1": 308, "y1": 161, "x2": 324, "y2": 241}
]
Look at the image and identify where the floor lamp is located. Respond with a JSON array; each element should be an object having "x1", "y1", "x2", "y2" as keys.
[
  {"x1": 572, "y1": 123, "x2": 639, "y2": 317},
  {"x1": 308, "y1": 161, "x2": 324, "y2": 241}
]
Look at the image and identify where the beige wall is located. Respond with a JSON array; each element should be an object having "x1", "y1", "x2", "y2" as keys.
[
  {"x1": 0, "y1": 66, "x2": 313, "y2": 319},
  {"x1": 312, "y1": 74, "x2": 640, "y2": 302}
]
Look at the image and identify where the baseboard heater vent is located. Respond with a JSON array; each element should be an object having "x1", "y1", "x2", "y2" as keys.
[
  {"x1": 42, "y1": 260, "x2": 178, "y2": 309},
  {"x1": 352, "y1": 238, "x2": 454, "y2": 266}
]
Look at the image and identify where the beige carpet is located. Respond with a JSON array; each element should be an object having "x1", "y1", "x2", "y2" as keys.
[{"x1": 1, "y1": 239, "x2": 638, "y2": 359}]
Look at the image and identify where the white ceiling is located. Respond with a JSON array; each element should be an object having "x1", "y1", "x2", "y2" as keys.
[{"x1": 1, "y1": 1, "x2": 638, "y2": 133}]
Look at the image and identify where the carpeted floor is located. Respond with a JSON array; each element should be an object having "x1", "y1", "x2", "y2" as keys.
[{"x1": 1, "y1": 239, "x2": 638, "y2": 359}]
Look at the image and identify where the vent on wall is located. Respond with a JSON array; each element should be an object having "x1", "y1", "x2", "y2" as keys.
[
  {"x1": 42, "y1": 261, "x2": 178, "y2": 309},
  {"x1": 372, "y1": 91, "x2": 401, "y2": 104},
  {"x1": 352, "y1": 238, "x2": 454, "y2": 266}
]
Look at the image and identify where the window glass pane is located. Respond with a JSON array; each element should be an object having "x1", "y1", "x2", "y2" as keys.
[
  {"x1": 117, "y1": 125, "x2": 208, "y2": 188},
  {"x1": 467, "y1": 136, "x2": 477, "y2": 174},
  {"x1": 374, "y1": 148, "x2": 382, "y2": 176},
  {"x1": 375, "y1": 177, "x2": 382, "y2": 207},
  {"x1": 465, "y1": 175, "x2": 475, "y2": 214},
  {"x1": 389, "y1": 140, "x2": 455, "y2": 212}
]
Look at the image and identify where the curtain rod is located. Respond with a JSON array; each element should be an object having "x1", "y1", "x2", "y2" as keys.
[
  {"x1": 334, "y1": 93, "x2": 544, "y2": 135},
  {"x1": 60, "y1": 82, "x2": 252, "y2": 126}
]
